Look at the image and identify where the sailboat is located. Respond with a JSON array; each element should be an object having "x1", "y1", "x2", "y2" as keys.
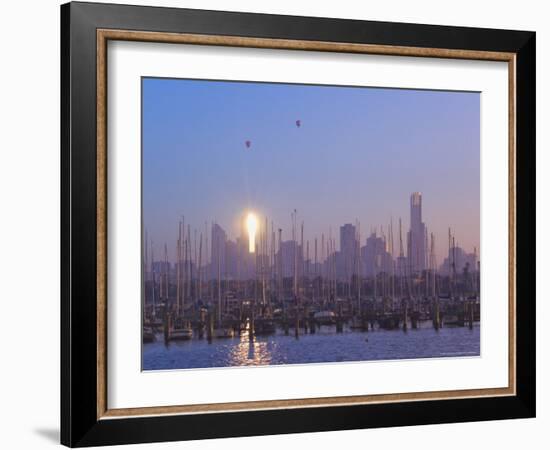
[
  {"x1": 213, "y1": 326, "x2": 234, "y2": 339},
  {"x1": 142, "y1": 326, "x2": 156, "y2": 343},
  {"x1": 170, "y1": 316, "x2": 193, "y2": 340}
]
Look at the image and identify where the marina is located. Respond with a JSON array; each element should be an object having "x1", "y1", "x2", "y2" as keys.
[
  {"x1": 140, "y1": 80, "x2": 482, "y2": 371},
  {"x1": 142, "y1": 197, "x2": 481, "y2": 370}
]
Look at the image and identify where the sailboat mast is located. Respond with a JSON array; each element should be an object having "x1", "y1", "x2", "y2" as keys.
[
  {"x1": 357, "y1": 221, "x2": 361, "y2": 310},
  {"x1": 314, "y1": 237, "x2": 318, "y2": 301},
  {"x1": 205, "y1": 221, "x2": 209, "y2": 301},
  {"x1": 473, "y1": 246, "x2": 478, "y2": 295},
  {"x1": 217, "y1": 228, "x2": 221, "y2": 326},
  {"x1": 271, "y1": 221, "x2": 275, "y2": 299},
  {"x1": 144, "y1": 229, "x2": 148, "y2": 281},
  {"x1": 292, "y1": 210, "x2": 297, "y2": 298},
  {"x1": 164, "y1": 243, "x2": 168, "y2": 303},
  {"x1": 401, "y1": 233, "x2": 406, "y2": 301},
  {"x1": 278, "y1": 228, "x2": 282, "y2": 302},
  {"x1": 194, "y1": 229, "x2": 197, "y2": 305},
  {"x1": 306, "y1": 240, "x2": 310, "y2": 290},
  {"x1": 151, "y1": 239, "x2": 156, "y2": 318},
  {"x1": 321, "y1": 233, "x2": 325, "y2": 302},
  {"x1": 261, "y1": 217, "x2": 268, "y2": 306},
  {"x1": 142, "y1": 226, "x2": 146, "y2": 320},
  {"x1": 454, "y1": 235, "x2": 458, "y2": 297},
  {"x1": 430, "y1": 233, "x2": 437, "y2": 298},
  {"x1": 176, "y1": 222, "x2": 180, "y2": 315},
  {"x1": 183, "y1": 221, "x2": 187, "y2": 314},
  {"x1": 328, "y1": 231, "x2": 332, "y2": 299},
  {"x1": 300, "y1": 221, "x2": 304, "y2": 298},
  {"x1": 448, "y1": 227, "x2": 452, "y2": 296},
  {"x1": 198, "y1": 232, "x2": 203, "y2": 300},
  {"x1": 158, "y1": 245, "x2": 163, "y2": 300},
  {"x1": 390, "y1": 218, "x2": 395, "y2": 301}
]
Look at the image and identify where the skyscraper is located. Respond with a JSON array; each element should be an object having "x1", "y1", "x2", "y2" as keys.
[
  {"x1": 278, "y1": 240, "x2": 302, "y2": 278},
  {"x1": 361, "y1": 231, "x2": 393, "y2": 277},
  {"x1": 211, "y1": 223, "x2": 227, "y2": 280},
  {"x1": 339, "y1": 223, "x2": 357, "y2": 279},
  {"x1": 224, "y1": 239, "x2": 238, "y2": 280},
  {"x1": 407, "y1": 192, "x2": 427, "y2": 273}
]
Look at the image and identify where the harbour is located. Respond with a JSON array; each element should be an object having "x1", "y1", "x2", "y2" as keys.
[{"x1": 142, "y1": 194, "x2": 481, "y2": 370}]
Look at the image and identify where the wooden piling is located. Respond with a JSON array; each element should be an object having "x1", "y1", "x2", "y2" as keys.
[
  {"x1": 433, "y1": 299, "x2": 440, "y2": 331},
  {"x1": 294, "y1": 304, "x2": 300, "y2": 339},
  {"x1": 198, "y1": 322, "x2": 204, "y2": 339},
  {"x1": 309, "y1": 318, "x2": 316, "y2": 334},
  {"x1": 283, "y1": 312, "x2": 289, "y2": 335},
  {"x1": 249, "y1": 310, "x2": 255, "y2": 341},
  {"x1": 207, "y1": 312, "x2": 213, "y2": 343},
  {"x1": 411, "y1": 311, "x2": 418, "y2": 329},
  {"x1": 163, "y1": 312, "x2": 171, "y2": 344}
]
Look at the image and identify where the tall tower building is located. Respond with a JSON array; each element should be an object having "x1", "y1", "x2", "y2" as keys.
[
  {"x1": 278, "y1": 240, "x2": 302, "y2": 278},
  {"x1": 340, "y1": 223, "x2": 357, "y2": 279},
  {"x1": 407, "y1": 192, "x2": 427, "y2": 273},
  {"x1": 211, "y1": 223, "x2": 227, "y2": 280}
]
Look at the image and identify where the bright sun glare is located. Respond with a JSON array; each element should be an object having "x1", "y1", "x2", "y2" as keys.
[{"x1": 246, "y1": 212, "x2": 258, "y2": 253}]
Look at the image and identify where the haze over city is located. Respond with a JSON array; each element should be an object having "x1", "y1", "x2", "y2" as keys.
[{"x1": 142, "y1": 77, "x2": 480, "y2": 264}]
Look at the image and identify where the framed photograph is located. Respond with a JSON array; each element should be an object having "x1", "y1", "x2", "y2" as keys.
[{"x1": 61, "y1": 1, "x2": 535, "y2": 447}]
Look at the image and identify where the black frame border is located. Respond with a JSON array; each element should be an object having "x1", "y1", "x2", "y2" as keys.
[{"x1": 61, "y1": 2, "x2": 535, "y2": 447}]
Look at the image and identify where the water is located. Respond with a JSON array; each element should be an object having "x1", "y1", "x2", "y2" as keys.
[{"x1": 143, "y1": 323, "x2": 480, "y2": 370}]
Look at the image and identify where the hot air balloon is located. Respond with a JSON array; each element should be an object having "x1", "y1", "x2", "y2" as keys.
[
  {"x1": 295, "y1": 119, "x2": 301, "y2": 128},
  {"x1": 245, "y1": 140, "x2": 251, "y2": 149}
]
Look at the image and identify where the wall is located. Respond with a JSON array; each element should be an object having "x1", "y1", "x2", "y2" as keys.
[{"x1": 0, "y1": 0, "x2": 545, "y2": 448}]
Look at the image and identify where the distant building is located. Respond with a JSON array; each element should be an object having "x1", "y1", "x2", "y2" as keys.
[
  {"x1": 235, "y1": 236, "x2": 255, "y2": 280},
  {"x1": 277, "y1": 240, "x2": 302, "y2": 278},
  {"x1": 396, "y1": 255, "x2": 408, "y2": 277},
  {"x1": 361, "y1": 232, "x2": 393, "y2": 276},
  {"x1": 339, "y1": 223, "x2": 358, "y2": 279},
  {"x1": 407, "y1": 192, "x2": 427, "y2": 273},
  {"x1": 152, "y1": 260, "x2": 171, "y2": 274},
  {"x1": 210, "y1": 223, "x2": 226, "y2": 280},
  {"x1": 440, "y1": 246, "x2": 478, "y2": 276},
  {"x1": 225, "y1": 240, "x2": 238, "y2": 279}
]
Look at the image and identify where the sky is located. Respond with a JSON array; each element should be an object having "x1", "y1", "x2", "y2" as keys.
[{"x1": 142, "y1": 77, "x2": 480, "y2": 263}]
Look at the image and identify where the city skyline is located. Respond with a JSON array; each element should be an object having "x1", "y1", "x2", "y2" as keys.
[
  {"x1": 143, "y1": 78, "x2": 480, "y2": 265},
  {"x1": 143, "y1": 195, "x2": 478, "y2": 268},
  {"x1": 145, "y1": 192, "x2": 478, "y2": 278}
]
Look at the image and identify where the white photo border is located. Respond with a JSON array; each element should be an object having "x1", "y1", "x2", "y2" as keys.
[{"x1": 106, "y1": 40, "x2": 509, "y2": 410}]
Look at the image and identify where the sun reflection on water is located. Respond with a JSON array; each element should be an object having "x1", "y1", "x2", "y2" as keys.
[{"x1": 229, "y1": 329, "x2": 273, "y2": 366}]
